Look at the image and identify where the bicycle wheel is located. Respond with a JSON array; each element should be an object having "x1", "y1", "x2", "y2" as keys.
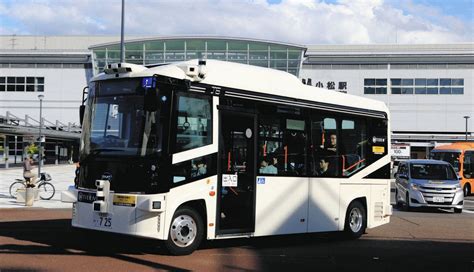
[
  {"x1": 9, "y1": 181, "x2": 26, "y2": 198},
  {"x1": 38, "y1": 182, "x2": 55, "y2": 200}
]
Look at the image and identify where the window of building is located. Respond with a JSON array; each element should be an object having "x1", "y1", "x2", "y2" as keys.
[
  {"x1": 0, "y1": 76, "x2": 44, "y2": 92},
  {"x1": 364, "y1": 78, "x2": 387, "y2": 94},
  {"x1": 391, "y1": 78, "x2": 462, "y2": 95}
]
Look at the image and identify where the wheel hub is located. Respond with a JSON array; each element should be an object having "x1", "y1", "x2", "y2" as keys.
[
  {"x1": 349, "y1": 207, "x2": 363, "y2": 233},
  {"x1": 170, "y1": 215, "x2": 197, "y2": 248}
]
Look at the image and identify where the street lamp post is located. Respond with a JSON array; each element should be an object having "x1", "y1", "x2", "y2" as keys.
[
  {"x1": 38, "y1": 95, "x2": 44, "y2": 177},
  {"x1": 464, "y1": 116, "x2": 470, "y2": 142}
]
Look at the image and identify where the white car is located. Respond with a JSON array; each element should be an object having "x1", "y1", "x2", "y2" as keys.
[{"x1": 395, "y1": 159, "x2": 464, "y2": 213}]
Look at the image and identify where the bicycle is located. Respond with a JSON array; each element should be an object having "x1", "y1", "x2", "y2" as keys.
[{"x1": 9, "y1": 172, "x2": 55, "y2": 200}]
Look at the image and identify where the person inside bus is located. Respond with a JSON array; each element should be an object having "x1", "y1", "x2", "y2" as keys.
[
  {"x1": 191, "y1": 160, "x2": 207, "y2": 178},
  {"x1": 317, "y1": 157, "x2": 335, "y2": 177},
  {"x1": 325, "y1": 133, "x2": 338, "y2": 154},
  {"x1": 259, "y1": 157, "x2": 278, "y2": 174}
]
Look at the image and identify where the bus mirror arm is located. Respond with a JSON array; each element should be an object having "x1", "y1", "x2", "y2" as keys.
[
  {"x1": 79, "y1": 86, "x2": 88, "y2": 126},
  {"x1": 79, "y1": 105, "x2": 85, "y2": 126}
]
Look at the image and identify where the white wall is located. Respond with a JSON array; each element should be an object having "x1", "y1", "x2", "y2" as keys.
[
  {"x1": 0, "y1": 67, "x2": 90, "y2": 125},
  {"x1": 300, "y1": 67, "x2": 474, "y2": 133}
]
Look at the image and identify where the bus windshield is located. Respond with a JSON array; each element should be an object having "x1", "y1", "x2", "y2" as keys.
[
  {"x1": 430, "y1": 151, "x2": 461, "y2": 172},
  {"x1": 81, "y1": 78, "x2": 167, "y2": 159}
]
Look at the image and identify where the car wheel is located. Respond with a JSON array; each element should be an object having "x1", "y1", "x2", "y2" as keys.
[
  {"x1": 463, "y1": 184, "x2": 470, "y2": 197},
  {"x1": 394, "y1": 189, "x2": 400, "y2": 208},
  {"x1": 164, "y1": 207, "x2": 204, "y2": 256},
  {"x1": 343, "y1": 201, "x2": 367, "y2": 239},
  {"x1": 404, "y1": 192, "x2": 411, "y2": 211},
  {"x1": 454, "y1": 208, "x2": 462, "y2": 214}
]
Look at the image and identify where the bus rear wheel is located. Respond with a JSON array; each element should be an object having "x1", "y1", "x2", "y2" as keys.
[
  {"x1": 164, "y1": 207, "x2": 204, "y2": 256},
  {"x1": 343, "y1": 201, "x2": 366, "y2": 239}
]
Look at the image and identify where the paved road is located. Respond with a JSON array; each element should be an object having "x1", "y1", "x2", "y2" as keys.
[
  {"x1": 0, "y1": 164, "x2": 75, "y2": 208},
  {"x1": 0, "y1": 208, "x2": 472, "y2": 272}
]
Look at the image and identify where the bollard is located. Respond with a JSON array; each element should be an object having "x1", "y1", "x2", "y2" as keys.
[{"x1": 25, "y1": 188, "x2": 35, "y2": 206}]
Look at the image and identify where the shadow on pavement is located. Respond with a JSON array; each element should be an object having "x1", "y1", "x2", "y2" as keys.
[
  {"x1": 0, "y1": 218, "x2": 473, "y2": 271},
  {"x1": 0, "y1": 219, "x2": 189, "y2": 271}
]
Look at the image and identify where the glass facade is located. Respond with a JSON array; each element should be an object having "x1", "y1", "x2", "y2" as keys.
[
  {"x1": 364, "y1": 78, "x2": 464, "y2": 95},
  {"x1": 90, "y1": 38, "x2": 305, "y2": 76}
]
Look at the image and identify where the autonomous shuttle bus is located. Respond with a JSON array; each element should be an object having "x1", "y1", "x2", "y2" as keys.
[{"x1": 62, "y1": 59, "x2": 392, "y2": 255}]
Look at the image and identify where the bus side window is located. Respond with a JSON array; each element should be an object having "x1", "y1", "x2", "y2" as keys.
[
  {"x1": 463, "y1": 151, "x2": 474, "y2": 178},
  {"x1": 340, "y1": 118, "x2": 367, "y2": 176},
  {"x1": 175, "y1": 94, "x2": 212, "y2": 152},
  {"x1": 172, "y1": 155, "x2": 214, "y2": 184},
  {"x1": 310, "y1": 113, "x2": 339, "y2": 177}
]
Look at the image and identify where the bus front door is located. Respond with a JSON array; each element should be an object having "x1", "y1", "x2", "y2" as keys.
[{"x1": 217, "y1": 111, "x2": 256, "y2": 234}]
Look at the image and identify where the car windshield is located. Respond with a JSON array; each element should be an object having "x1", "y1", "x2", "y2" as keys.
[
  {"x1": 81, "y1": 78, "x2": 167, "y2": 158},
  {"x1": 430, "y1": 151, "x2": 461, "y2": 172},
  {"x1": 410, "y1": 163, "x2": 457, "y2": 180}
]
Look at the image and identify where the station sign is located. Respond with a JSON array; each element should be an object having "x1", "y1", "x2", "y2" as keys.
[{"x1": 391, "y1": 143, "x2": 410, "y2": 160}]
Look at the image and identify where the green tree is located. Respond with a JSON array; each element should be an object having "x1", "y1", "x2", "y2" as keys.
[{"x1": 26, "y1": 143, "x2": 39, "y2": 155}]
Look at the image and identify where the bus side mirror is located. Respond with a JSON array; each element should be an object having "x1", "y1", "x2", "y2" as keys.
[{"x1": 79, "y1": 105, "x2": 85, "y2": 126}]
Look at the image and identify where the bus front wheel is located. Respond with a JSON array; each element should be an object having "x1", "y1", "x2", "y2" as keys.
[
  {"x1": 463, "y1": 183, "x2": 471, "y2": 197},
  {"x1": 343, "y1": 201, "x2": 366, "y2": 239},
  {"x1": 164, "y1": 207, "x2": 204, "y2": 255}
]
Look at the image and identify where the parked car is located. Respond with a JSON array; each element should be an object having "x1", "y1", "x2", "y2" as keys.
[{"x1": 395, "y1": 159, "x2": 464, "y2": 213}]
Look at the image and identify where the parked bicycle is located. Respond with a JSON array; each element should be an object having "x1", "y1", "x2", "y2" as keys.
[{"x1": 9, "y1": 172, "x2": 55, "y2": 200}]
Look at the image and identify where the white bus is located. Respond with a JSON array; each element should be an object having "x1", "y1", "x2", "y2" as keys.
[{"x1": 62, "y1": 59, "x2": 392, "y2": 255}]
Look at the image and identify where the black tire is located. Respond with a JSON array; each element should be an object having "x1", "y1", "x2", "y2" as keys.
[
  {"x1": 404, "y1": 192, "x2": 411, "y2": 212},
  {"x1": 394, "y1": 189, "x2": 400, "y2": 208},
  {"x1": 9, "y1": 181, "x2": 26, "y2": 198},
  {"x1": 164, "y1": 207, "x2": 204, "y2": 255},
  {"x1": 463, "y1": 184, "x2": 470, "y2": 197},
  {"x1": 454, "y1": 208, "x2": 462, "y2": 214},
  {"x1": 38, "y1": 182, "x2": 55, "y2": 200},
  {"x1": 343, "y1": 201, "x2": 367, "y2": 239}
]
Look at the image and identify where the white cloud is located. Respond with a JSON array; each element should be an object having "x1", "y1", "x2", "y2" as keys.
[{"x1": 0, "y1": 0, "x2": 471, "y2": 44}]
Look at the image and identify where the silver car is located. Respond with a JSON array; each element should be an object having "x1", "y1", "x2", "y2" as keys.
[{"x1": 395, "y1": 159, "x2": 464, "y2": 213}]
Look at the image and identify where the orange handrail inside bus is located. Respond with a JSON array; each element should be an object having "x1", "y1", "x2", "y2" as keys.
[{"x1": 344, "y1": 158, "x2": 366, "y2": 172}]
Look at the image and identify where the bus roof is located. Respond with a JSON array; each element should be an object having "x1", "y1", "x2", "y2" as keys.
[
  {"x1": 92, "y1": 59, "x2": 389, "y2": 116},
  {"x1": 432, "y1": 142, "x2": 474, "y2": 152}
]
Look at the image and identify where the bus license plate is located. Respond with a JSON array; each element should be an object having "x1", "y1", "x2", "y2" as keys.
[
  {"x1": 433, "y1": 196, "x2": 445, "y2": 203},
  {"x1": 93, "y1": 214, "x2": 112, "y2": 228}
]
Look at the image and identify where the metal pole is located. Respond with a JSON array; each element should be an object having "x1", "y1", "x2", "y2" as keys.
[
  {"x1": 120, "y1": 0, "x2": 125, "y2": 63},
  {"x1": 38, "y1": 95, "x2": 44, "y2": 177},
  {"x1": 14, "y1": 135, "x2": 17, "y2": 164},
  {"x1": 464, "y1": 116, "x2": 470, "y2": 141}
]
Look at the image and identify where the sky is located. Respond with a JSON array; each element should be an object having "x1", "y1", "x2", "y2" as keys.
[{"x1": 0, "y1": 0, "x2": 472, "y2": 44}]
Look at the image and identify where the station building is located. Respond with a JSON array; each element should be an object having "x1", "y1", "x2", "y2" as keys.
[{"x1": 0, "y1": 35, "x2": 472, "y2": 166}]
